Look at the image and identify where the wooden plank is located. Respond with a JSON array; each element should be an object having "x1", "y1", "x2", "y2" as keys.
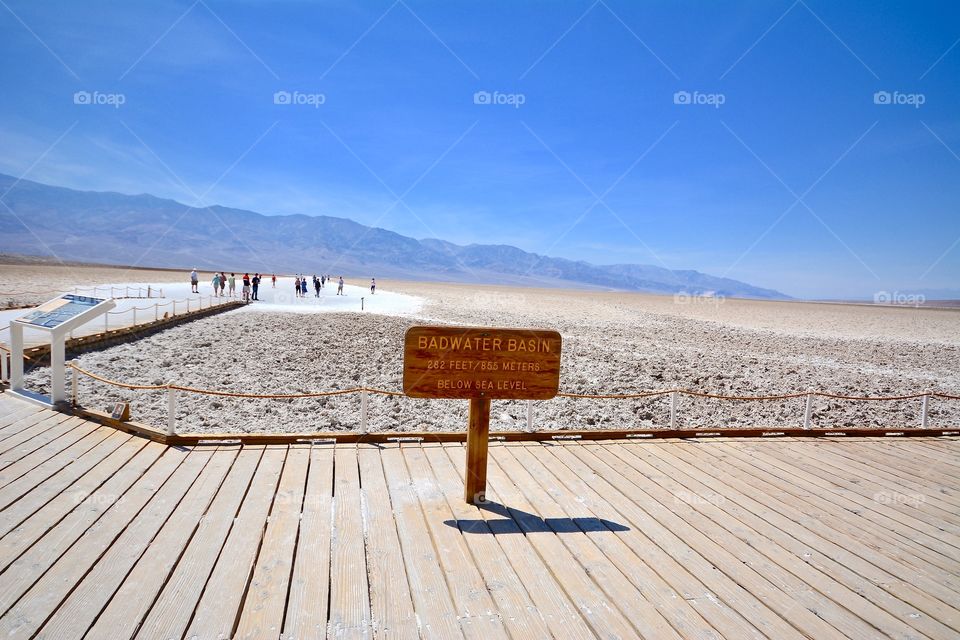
[
  {"x1": 184, "y1": 445, "x2": 287, "y2": 640},
  {"x1": 131, "y1": 446, "x2": 265, "y2": 640},
  {"x1": 0, "y1": 438, "x2": 164, "y2": 577},
  {"x1": 721, "y1": 441, "x2": 960, "y2": 586},
  {"x1": 328, "y1": 444, "x2": 372, "y2": 638},
  {"x1": 423, "y1": 443, "x2": 559, "y2": 640},
  {"x1": 637, "y1": 440, "x2": 960, "y2": 640},
  {"x1": 403, "y1": 326, "x2": 561, "y2": 400},
  {"x1": 524, "y1": 442, "x2": 728, "y2": 640},
  {"x1": 482, "y1": 445, "x2": 641, "y2": 640},
  {"x1": 565, "y1": 441, "x2": 813, "y2": 640},
  {"x1": 234, "y1": 445, "x2": 310, "y2": 640},
  {"x1": 0, "y1": 444, "x2": 189, "y2": 638},
  {"x1": 0, "y1": 431, "x2": 140, "y2": 541},
  {"x1": 402, "y1": 443, "x2": 510, "y2": 639},
  {"x1": 663, "y1": 441, "x2": 960, "y2": 637},
  {"x1": 599, "y1": 442, "x2": 905, "y2": 640},
  {"x1": 381, "y1": 443, "x2": 464, "y2": 639},
  {"x1": 534, "y1": 441, "x2": 764, "y2": 640},
  {"x1": 795, "y1": 440, "x2": 960, "y2": 512},
  {"x1": 76, "y1": 445, "x2": 239, "y2": 640},
  {"x1": 0, "y1": 419, "x2": 101, "y2": 490},
  {"x1": 0, "y1": 424, "x2": 113, "y2": 509},
  {"x1": 283, "y1": 444, "x2": 334, "y2": 640},
  {"x1": 0, "y1": 406, "x2": 46, "y2": 436},
  {"x1": 355, "y1": 443, "x2": 418, "y2": 640},
  {"x1": 441, "y1": 443, "x2": 597, "y2": 640},
  {"x1": 33, "y1": 446, "x2": 223, "y2": 639},
  {"x1": 493, "y1": 444, "x2": 684, "y2": 640},
  {"x1": 0, "y1": 412, "x2": 78, "y2": 462}
]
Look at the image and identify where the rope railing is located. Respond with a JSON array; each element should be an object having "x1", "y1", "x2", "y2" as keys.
[
  {"x1": 0, "y1": 286, "x2": 166, "y2": 299},
  {"x1": 61, "y1": 362, "x2": 957, "y2": 436}
]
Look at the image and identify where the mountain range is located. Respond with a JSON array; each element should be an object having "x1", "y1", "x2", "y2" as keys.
[{"x1": 0, "y1": 173, "x2": 789, "y2": 299}]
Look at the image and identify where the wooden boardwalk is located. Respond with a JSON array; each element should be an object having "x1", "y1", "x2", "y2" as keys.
[{"x1": 0, "y1": 393, "x2": 958, "y2": 639}]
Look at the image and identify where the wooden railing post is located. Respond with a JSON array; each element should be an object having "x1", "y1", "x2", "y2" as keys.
[
  {"x1": 921, "y1": 389, "x2": 931, "y2": 429},
  {"x1": 465, "y1": 397, "x2": 491, "y2": 504},
  {"x1": 670, "y1": 390, "x2": 678, "y2": 429},
  {"x1": 167, "y1": 384, "x2": 177, "y2": 435},
  {"x1": 361, "y1": 388, "x2": 369, "y2": 433}
]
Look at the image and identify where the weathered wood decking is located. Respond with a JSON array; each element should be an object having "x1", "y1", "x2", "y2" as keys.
[{"x1": 0, "y1": 392, "x2": 958, "y2": 639}]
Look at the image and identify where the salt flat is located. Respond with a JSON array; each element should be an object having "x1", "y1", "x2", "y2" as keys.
[{"x1": 6, "y1": 263, "x2": 958, "y2": 434}]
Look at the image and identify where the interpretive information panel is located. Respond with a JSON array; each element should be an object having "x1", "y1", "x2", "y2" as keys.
[
  {"x1": 403, "y1": 326, "x2": 562, "y2": 399},
  {"x1": 18, "y1": 295, "x2": 105, "y2": 329}
]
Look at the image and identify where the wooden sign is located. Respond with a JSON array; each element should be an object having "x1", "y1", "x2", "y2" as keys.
[
  {"x1": 403, "y1": 325, "x2": 562, "y2": 503},
  {"x1": 403, "y1": 326, "x2": 562, "y2": 400}
]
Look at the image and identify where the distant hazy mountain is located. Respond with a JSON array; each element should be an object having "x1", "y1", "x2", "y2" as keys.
[{"x1": 0, "y1": 173, "x2": 789, "y2": 299}]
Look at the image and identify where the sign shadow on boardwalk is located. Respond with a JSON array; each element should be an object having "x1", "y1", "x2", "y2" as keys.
[{"x1": 444, "y1": 500, "x2": 630, "y2": 534}]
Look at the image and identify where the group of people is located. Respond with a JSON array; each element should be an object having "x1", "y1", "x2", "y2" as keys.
[{"x1": 190, "y1": 269, "x2": 376, "y2": 303}]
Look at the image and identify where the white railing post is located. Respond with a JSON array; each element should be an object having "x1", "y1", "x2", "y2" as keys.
[
  {"x1": 186, "y1": 299, "x2": 190, "y2": 313},
  {"x1": 167, "y1": 384, "x2": 177, "y2": 435},
  {"x1": 71, "y1": 362, "x2": 78, "y2": 406},
  {"x1": 1, "y1": 350, "x2": 7, "y2": 383},
  {"x1": 526, "y1": 399, "x2": 533, "y2": 431},
  {"x1": 921, "y1": 389, "x2": 931, "y2": 429},
  {"x1": 172, "y1": 300, "x2": 176, "y2": 316},
  {"x1": 104, "y1": 314, "x2": 109, "y2": 334},
  {"x1": 132, "y1": 307, "x2": 137, "y2": 327},
  {"x1": 200, "y1": 296, "x2": 203, "y2": 310},
  {"x1": 803, "y1": 388, "x2": 814, "y2": 429},
  {"x1": 670, "y1": 391, "x2": 678, "y2": 429},
  {"x1": 154, "y1": 303, "x2": 158, "y2": 322},
  {"x1": 361, "y1": 388, "x2": 369, "y2": 433}
]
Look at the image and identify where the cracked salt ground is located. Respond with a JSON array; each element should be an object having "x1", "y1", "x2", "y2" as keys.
[{"x1": 21, "y1": 281, "x2": 960, "y2": 433}]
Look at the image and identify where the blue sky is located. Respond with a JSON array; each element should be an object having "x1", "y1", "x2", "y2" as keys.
[{"x1": 0, "y1": 0, "x2": 958, "y2": 298}]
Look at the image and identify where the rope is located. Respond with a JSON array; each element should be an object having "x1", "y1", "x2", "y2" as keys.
[{"x1": 66, "y1": 363, "x2": 958, "y2": 404}]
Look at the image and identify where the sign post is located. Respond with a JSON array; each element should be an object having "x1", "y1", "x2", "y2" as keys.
[{"x1": 403, "y1": 326, "x2": 561, "y2": 503}]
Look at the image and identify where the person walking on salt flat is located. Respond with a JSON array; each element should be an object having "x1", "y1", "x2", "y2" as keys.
[
  {"x1": 314, "y1": 275, "x2": 321, "y2": 297},
  {"x1": 211, "y1": 272, "x2": 221, "y2": 296},
  {"x1": 321, "y1": 275, "x2": 326, "y2": 289},
  {"x1": 337, "y1": 276, "x2": 344, "y2": 296},
  {"x1": 251, "y1": 273, "x2": 260, "y2": 301},
  {"x1": 228, "y1": 273, "x2": 236, "y2": 297},
  {"x1": 301, "y1": 276, "x2": 308, "y2": 297},
  {"x1": 271, "y1": 274, "x2": 276, "y2": 288},
  {"x1": 294, "y1": 276, "x2": 301, "y2": 298},
  {"x1": 242, "y1": 273, "x2": 251, "y2": 302},
  {"x1": 190, "y1": 269, "x2": 199, "y2": 293},
  {"x1": 219, "y1": 272, "x2": 226, "y2": 297},
  {"x1": 370, "y1": 278, "x2": 376, "y2": 295}
]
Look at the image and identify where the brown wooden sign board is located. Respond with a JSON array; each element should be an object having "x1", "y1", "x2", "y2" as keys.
[
  {"x1": 403, "y1": 326, "x2": 562, "y2": 400},
  {"x1": 403, "y1": 325, "x2": 562, "y2": 503}
]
